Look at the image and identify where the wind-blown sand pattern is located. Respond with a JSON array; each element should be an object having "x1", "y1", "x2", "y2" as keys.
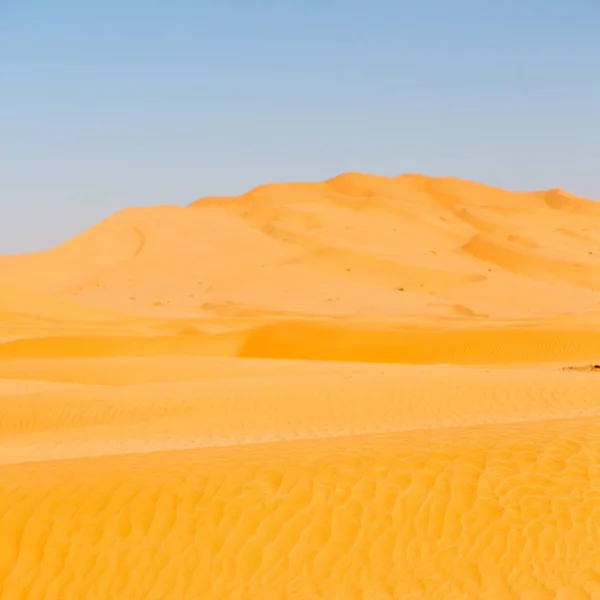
[{"x1": 2, "y1": 173, "x2": 600, "y2": 598}]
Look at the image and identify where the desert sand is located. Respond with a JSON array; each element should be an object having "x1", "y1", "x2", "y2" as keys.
[{"x1": 2, "y1": 172, "x2": 600, "y2": 598}]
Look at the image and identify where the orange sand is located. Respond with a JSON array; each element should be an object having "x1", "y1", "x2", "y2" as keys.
[{"x1": 2, "y1": 172, "x2": 600, "y2": 598}]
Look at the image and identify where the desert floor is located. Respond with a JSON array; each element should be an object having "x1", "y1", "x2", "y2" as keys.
[{"x1": 2, "y1": 173, "x2": 600, "y2": 599}]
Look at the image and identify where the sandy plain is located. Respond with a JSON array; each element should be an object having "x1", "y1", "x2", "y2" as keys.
[{"x1": 2, "y1": 172, "x2": 600, "y2": 598}]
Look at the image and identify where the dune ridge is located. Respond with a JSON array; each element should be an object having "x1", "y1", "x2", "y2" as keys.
[{"x1": 2, "y1": 172, "x2": 600, "y2": 598}]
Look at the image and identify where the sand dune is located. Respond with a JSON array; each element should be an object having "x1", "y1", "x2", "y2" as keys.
[
  {"x1": 2, "y1": 172, "x2": 600, "y2": 323},
  {"x1": 2, "y1": 172, "x2": 600, "y2": 598},
  {"x1": 4, "y1": 415, "x2": 600, "y2": 599},
  {"x1": 2, "y1": 359, "x2": 600, "y2": 465}
]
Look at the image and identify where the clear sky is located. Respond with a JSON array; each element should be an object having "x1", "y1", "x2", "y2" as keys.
[{"x1": 2, "y1": 0, "x2": 599, "y2": 253}]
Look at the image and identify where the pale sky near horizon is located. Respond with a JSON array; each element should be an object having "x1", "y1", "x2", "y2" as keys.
[{"x1": 2, "y1": 1, "x2": 599, "y2": 253}]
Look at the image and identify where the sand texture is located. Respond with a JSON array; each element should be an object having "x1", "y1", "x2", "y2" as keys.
[{"x1": 2, "y1": 173, "x2": 600, "y2": 598}]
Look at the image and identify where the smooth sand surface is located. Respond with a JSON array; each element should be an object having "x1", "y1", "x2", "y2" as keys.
[{"x1": 2, "y1": 173, "x2": 600, "y2": 598}]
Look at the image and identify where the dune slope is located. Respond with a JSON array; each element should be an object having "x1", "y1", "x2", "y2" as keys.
[
  {"x1": 2, "y1": 410, "x2": 600, "y2": 598},
  {"x1": 2, "y1": 360, "x2": 600, "y2": 598}
]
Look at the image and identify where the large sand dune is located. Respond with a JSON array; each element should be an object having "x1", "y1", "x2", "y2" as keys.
[
  {"x1": 3, "y1": 172, "x2": 600, "y2": 323},
  {"x1": 2, "y1": 172, "x2": 600, "y2": 598}
]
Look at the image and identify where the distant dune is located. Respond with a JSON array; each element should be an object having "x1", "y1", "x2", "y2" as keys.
[
  {"x1": 2, "y1": 172, "x2": 600, "y2": 324},
  {"x1": 2, "y1": 173, "x2": 600, "y2": 598}
]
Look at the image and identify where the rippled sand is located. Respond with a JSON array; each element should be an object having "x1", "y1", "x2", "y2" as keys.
[{"x1": 2, "y1": 173, "x2": 600, "y2": 598}]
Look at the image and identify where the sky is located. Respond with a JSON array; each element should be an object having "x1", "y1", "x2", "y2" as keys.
[{"x1": 1, "y1": 0, "x2": 599, "y2": 253}]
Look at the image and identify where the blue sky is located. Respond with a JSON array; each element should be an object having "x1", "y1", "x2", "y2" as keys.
[{"x1": 2, "y1": 0, "x2": 599, "y2": 253}]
